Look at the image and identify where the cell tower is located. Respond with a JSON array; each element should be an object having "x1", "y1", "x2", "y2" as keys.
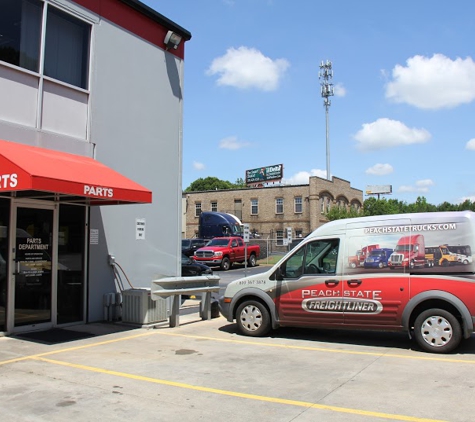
[{"x1": 319, "y1": 60, "x2": 334, "y2": 181}]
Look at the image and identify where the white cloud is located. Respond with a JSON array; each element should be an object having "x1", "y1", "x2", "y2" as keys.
[
  {"x1": 398, "y1": 179, "x2": 434, "y2": 193},
  {"x1": 385, "y1": 54, "x2": 475, "y2": 109},
  {"x1": 206, "y1": 46, "x2": 290, "y2": 91},
  {"x1": 193, "y1": 161, "x2": 205, "y2": 170},
  {"x1": 466, "y1": 138, "x2": 475, "y2": 150},
  {"x1": 365, "y1": 163, "x2": 394, "y2": 176},
  {"x1": 334, "y1": 83, "x2": 346, "y2": 97},
  {"x1": 354, "y1": 118, "x2": 431, "y2": 151},
  {"x1": 283, "y1": 169, "x2": 327, "y2": 185},
  {"x1": 219, "y1": 136, "x2": 251, "y2": 150}
]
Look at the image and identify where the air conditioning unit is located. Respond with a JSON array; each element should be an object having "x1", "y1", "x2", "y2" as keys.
[{"x1": 122, "y1": 288, "x2": 169, "y2": 325}]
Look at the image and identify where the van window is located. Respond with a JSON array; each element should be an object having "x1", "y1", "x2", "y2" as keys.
[
  {"x1": 304, "y1": 239, "x2": 339, "y2": 274},
  {"x1": 280, "y1": 239, "x2": 340, "y2": 278}
]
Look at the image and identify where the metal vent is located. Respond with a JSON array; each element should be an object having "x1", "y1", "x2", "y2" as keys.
[{"x1": 122, "y1": 288, "x2": 169, "y2": 325}]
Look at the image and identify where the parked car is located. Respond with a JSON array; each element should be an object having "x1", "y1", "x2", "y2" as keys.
[
  {"x1": 181, "y1": 253, "x2": 213, "y2": 303},
  {"x1": 181, "y1": 254, "x2": 212, "y2": 276},
  {"x1": 194, "y1": 236, "x2": 260, "y2": 270},
  {"x1": 182, "y1": 238, "x2": 207, "y2": 257}
]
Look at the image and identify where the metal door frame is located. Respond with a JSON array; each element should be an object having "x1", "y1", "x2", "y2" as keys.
[{"x1": 7, "y1": 199, "x2": 58, "y2": 333}]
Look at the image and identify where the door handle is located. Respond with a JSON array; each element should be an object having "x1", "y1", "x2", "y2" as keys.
[
  {"x1": 325, "y1": 280, "x2": 339, "y2": 286},
  {"x1": 12, "y1": 261, "x2": 20, "y2": 276},
  {"x1": 347, "y1": 279, "x2": 362, "y2": 286}
]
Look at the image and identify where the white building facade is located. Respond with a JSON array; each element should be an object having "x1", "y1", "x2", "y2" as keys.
[{"x1": 0, "y1": 0, "x2": 190, "y2": 334}]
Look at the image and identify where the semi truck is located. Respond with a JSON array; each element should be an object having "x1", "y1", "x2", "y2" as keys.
[
  {"x1": 198, "y1": 211, "x2": 243, "y2": 239},
  {"x1": 348, "y1": 244, "x2": 379, "y2": 268},
  {"x1": 388, "y1": 234, "x2": 429, "y2": 269}
]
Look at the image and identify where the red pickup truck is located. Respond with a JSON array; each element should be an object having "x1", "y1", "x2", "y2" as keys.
[{"x1": 194, "y1": 237, "x2": 260, "y2": 271}]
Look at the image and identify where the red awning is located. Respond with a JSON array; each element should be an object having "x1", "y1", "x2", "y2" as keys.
[{"x1": 0, "y1": 139, "x2": 152, "y2": 205}]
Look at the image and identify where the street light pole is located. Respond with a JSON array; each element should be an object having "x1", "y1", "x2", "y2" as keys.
[{"x1": 319, "y1": 60, "x2": 334, "y2": 181}]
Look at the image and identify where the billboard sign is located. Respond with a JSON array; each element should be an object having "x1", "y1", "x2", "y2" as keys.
[
  {"x1": 366, "y1": 185, "x2": 392, "y2": 195},
  {"x1": 246, "y1": 164, "x2": 283, "y2": 185}
]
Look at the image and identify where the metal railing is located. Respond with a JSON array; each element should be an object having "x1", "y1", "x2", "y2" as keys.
[{"x1": 151, "y1": 275, "x2": 220, "y2": 327}]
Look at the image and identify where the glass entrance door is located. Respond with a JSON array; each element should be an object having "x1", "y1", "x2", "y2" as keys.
[{"x1": 13, "y1": 206, "x2": 54, "y2": 329}]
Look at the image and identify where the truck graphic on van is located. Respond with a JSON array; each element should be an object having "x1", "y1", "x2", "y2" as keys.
[
  {"x1": 364, "y1": 248, "x2": 394, "y2": 269},
  {"x1": 348, "y1": 244, "x2": 379, "y2": 268},
  {"x1": 388, "y1": 234, "x2": 428, "y2": 269},
  {"x1": 425, "y1": 244, "x2": 470, "y2": 267}
]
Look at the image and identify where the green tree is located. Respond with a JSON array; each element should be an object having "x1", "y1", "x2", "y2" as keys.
[
  {"x1": 325, "y1": 205, "x2": 364, "y2": 221},
  {"x1": 234, "y1": 178, "x2": 247, "y2": 188},
  {"x1": 184, "y1": 177, "x2": 234, "y2": 192},
  {"x1": 362, "y1": 197, "x2": 401, "y2": 216},
  {"x1": 406, "y1": 196, "x2": 437, "y2": 213}
]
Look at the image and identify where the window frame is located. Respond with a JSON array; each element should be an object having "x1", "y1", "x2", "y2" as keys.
[
  {"x1": 294, "y1": 196, "x2": 303, "y2": 213},
  {"x1": 275, "y1": 197, "x2": 284, "y2": 214},
  {"x1": 251, "y1": 198, "x2": 259, "y2": 215},
  {"x1": 195, "y1": 202, "x2": 202, "y2": 217}
]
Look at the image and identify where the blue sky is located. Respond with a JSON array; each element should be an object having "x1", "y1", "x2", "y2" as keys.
[{"x1": 143, "y1": 0, "x2": 475, "y2": 206}]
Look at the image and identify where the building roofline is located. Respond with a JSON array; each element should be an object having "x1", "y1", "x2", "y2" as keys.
[
  {"x1": 119, "y1": 0, "x2": 192, "y2": 40},
  {"x1": 183, "y1": 184, "x2": 310, "y2": 195}
]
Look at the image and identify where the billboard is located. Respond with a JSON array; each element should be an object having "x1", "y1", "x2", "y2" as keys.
[
  {"x1": 366, "y1": 185, "x2": 392, "y2": 195},
  {"x1": 246, "y1": 164, "x2": 283, "y2": 185}
]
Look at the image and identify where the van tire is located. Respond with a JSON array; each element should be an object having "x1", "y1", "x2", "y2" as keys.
[
  {"x1": 248, "y1": 254, "x2": 257, "y2": 267},
  {"x1": 221, "y1": 257, "x2": 231, "y2": 271},
  {"x1": 236, "y1": 300, "x2": 271, "y2": 337},
  {"x1": 413, "y1": 308, "x2": 462, "y2": 353}
]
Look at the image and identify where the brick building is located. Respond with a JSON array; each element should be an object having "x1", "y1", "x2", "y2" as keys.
[{"x1": 183, "y1": 176, "x2": 363, "y2": 240}]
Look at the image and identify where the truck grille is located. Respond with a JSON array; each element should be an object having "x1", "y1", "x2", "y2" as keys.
[
  {"x1": 195, "y1": 250, "x2": 214, "y2": 258},
  {"x1": 390, "y1": 254, "x2": 403, "y2": 264}
]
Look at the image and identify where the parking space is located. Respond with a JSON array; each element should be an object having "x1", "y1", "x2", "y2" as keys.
[{"x1": 1, "y1": 310, "x2": 475, "y2": 421}]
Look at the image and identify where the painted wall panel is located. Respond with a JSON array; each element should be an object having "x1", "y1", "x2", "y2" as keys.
[
  {"x1": 0, "y1": 66, "x2": 38, "y2": 128},
  {"x1": 41, "y1": 80, "x2": 88, "y2": 139},
  {"x1": 87, "y1": 18, "x2": 183, "y2": 321}
]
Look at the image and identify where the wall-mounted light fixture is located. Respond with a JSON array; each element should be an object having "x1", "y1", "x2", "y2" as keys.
[{"x1": 164, "y1": 30, "x2": 182, "y2": 50}]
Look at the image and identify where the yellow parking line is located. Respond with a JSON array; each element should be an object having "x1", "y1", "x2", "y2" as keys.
[
  {"x1": 154, "y1": 331, "x2": 475, "y2": 364},
  {"x1": 0, "y1": 330, "x2": 157, "y2": 366},
  {"x1": 34, "y1": 356, "x2": 447, "y2": 422},
  {"x1": 1, "y1": 329, "x2": 474, "y2": 366}
]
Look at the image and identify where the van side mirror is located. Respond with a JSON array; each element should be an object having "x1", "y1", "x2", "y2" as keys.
[{"x1": 274, "y1": 266, "x2": 284, "y2": 281}]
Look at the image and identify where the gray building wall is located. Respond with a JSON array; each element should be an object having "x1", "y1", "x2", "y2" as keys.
[{"x1": 87, "y1": 13, "x2": 184, "y2": 321}]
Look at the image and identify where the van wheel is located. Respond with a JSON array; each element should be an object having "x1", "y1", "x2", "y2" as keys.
[
  {"x1": 248, "y1": 254, "x2": 257, "y2": 267},
  {"x1": 413, "y1": 308, "x2": 462, "y2": 353},
  {"x1": 236, "y1": 300, "x2": 271, "y2": 337},
  {"x1": 221, "y1": 257, "x2": 231, "y2": 271}
]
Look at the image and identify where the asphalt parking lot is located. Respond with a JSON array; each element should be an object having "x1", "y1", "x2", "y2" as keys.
[{"x1": 1, "y1": 267, "x2": 475, "y2": 422}]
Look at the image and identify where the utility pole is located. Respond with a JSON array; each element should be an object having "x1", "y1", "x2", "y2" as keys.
[{"x1": 319, "y1": 60, "x2": 334, "y2": 181}]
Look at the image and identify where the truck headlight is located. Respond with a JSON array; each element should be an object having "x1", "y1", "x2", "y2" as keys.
[{"x1": 215, "y1": 251, "x2": 223, "y2": 257}]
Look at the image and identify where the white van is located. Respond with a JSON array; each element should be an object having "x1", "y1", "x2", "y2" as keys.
[{"x1": 219, "y1": 211, "x2": 475, "y2": 353}]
